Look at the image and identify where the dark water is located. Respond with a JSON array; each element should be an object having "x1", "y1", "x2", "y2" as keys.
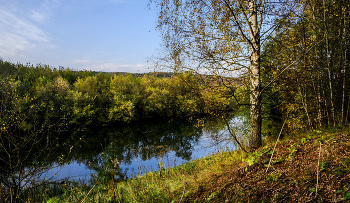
[{"x1": 41, "y1": 114, "x2": 248, "y2": 183}]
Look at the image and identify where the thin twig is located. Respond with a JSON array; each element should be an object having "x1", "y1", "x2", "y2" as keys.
[
  {"x1": 179, "y1": 171, "x2": 195, "y2": 203},
  {"x1": 80, "y1": 181, "x2": 97, "y2": 203},
  {"x1": 315, "y1": 143, "x2": 322, "y2": 198},
  {"x1": 265, "y1": 121, "x2": 286, "y2": 173},
  {"x1": 179, "y1": 174, "x2": 186, "y2": 203}
]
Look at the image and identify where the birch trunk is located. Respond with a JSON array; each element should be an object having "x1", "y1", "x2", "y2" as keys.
[{"x1": 249, "y1": 0, "x2": 262, "y2": 151}]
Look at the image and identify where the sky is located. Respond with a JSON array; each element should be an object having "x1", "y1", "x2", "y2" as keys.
[{"x1": 0, "y1": 0, "x2": 161, "y2": 73}]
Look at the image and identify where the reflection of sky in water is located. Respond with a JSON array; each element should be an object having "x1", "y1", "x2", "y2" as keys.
[
  {"x1": 42, "y1": 162, "x2": 93, "y2": 183},
  {"x1": 120, "y1": 133, "x2": 237, "y2": 178},
  {"x1": 44, "y1": 116, "x2": 246, "y2": 183}
]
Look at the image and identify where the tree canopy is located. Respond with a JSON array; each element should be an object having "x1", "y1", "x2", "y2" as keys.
[{"x1": 150, "y1": 0, "x2": 301, "y2": 150}]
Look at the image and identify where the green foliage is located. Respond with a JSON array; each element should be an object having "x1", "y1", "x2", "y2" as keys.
[
  {"x1": 207, "y1": 191, "x2": 217, "y2": 202},
  {"x1": 300, "y1": 137, "x2": 307, "y2": 143},
  {"x1": 0, "y1": 61, "x2": 237, "y2": 128},
  {"x1": 320, "y1": 161, "x2": 327, "y2": 172},
  {"x1": 266, "y1": 170, "x2": 282, "y2": 183},
  {"x1": 343, "y1": 185, "x2": 350, "y2": 200},
  {"x1": 272, "y1": 157, "x2": 284, "y2": 165},
  {"x1": 243, "y1": 147, "x2": 271, "y2": 166},
  {"x1": 288, "y1": 143, "x2": 298, "y2": 160},
  {"x1": 344, "y1": 192, "x2": 350, "y2": 200}
]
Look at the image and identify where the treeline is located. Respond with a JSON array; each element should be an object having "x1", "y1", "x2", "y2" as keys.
[
  {"x1": 261, "y1": 0, "x2": 349, "y2": 132},
  {"x1": 0, "y1": 61, "x2": 237, "y2": 131}
]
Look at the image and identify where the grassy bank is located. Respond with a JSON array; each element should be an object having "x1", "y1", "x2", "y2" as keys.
[{"x1": 17, "y1": 127, "x2": 350, "y2": 202}]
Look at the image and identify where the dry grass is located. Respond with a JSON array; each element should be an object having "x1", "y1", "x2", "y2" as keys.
[{"x1": 185, "y1": 127, "x2": 350, "y2": 202}]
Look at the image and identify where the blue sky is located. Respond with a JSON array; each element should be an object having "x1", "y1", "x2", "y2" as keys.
[{"x1": 0, "y1": 0, "x2": 161, "y2": 73}]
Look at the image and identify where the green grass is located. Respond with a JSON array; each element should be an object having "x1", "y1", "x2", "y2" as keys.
[{"x1": 32, "y1": 149, "x2": 247, "y2": 203}]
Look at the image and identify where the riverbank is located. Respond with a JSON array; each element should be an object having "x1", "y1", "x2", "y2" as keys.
[{"x1": 15, "y1": 126, "x2": 350, "y2": 202}]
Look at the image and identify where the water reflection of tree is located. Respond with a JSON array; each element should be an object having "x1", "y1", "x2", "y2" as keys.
[
  {"x1": 0, "y1": 121, "x2": 63, "y2": 202},
  {"x1": 104, "y1": 118, "x2": 201, "y2": 164},
  {"x1": 201, "y1": 112, "x2": 249, "y2": 152},
  {"x1": 54, "y1": 113, "x2": 242, "y2": 180}
]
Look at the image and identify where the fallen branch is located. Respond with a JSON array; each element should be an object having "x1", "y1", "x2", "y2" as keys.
[
  {"x1": 179, "y1": 170, "x2": 195, "y2": 203},
  {"x1": 179, "y1": 174, "x2": 186, "y2": 203},
  {"x1": 315, "y1": 142, "x2": 322, "y2": 198},
  {"x1": 80, "y1": 181, "x2": 98, "y2": 203},
  {"x1": 265, "y1": 121, "x2": 286, "y2": 173}
]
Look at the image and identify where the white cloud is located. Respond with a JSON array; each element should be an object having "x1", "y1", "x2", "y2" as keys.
[
  {"x1": 0, "y1": 33, "x2": 34, "y2": 57},
  {"x1": 30, "y1": 10, "x2": 50, "y2": 24},
  {"x1": 30, "y1": 0, "x2": 59, "y2": 24},
  {"x1": 73, "y1": 59, "x2": 148, "y2": 72},
  {"x1": 0, "y1": 6, "x2": 50, "y2": 58}
]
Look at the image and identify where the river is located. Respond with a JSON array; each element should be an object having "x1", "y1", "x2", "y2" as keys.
[{"x1": 40, "y1": 113, "x2": 248, "y2": 184}]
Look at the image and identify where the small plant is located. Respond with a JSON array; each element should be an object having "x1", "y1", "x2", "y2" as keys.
[
  {"x1": 272, "y1": 157, "x2": 284, "y2": 164},
  {"x1": 46, "y1": 198, "x2": 60, "y2": 203},
  {"x1": 244, "y1": 149, "x2": 267, "y2": 166},
  {"x1": 246, "y1": 156, "x2": 257, "y2": 166},
  {"x1": 288, "y1": 144, "x2": 298, "y2": 159},
  {"x1": 294, "y1": 180, "x2": 298, "y2": 186},
  {"x1": 267, "y1": 171, "x2": 282, "y2": 183},
  {"x1": 207, "y1": 191, "x2": 217, "y2": 202},
  {"x1": 263, "y1": 158, "x2": 270, "y2": 164},
  {"x1": 320, "y1": 161, "x2": 327, "y2": 171},
  {"x1": 300, "y1": 137, "x2": 307, "y2": 143},
  {"x1": 344, "y1": 185, "x2": 350, "y2": 200},
  {"x1": 344, "y1": 192, "x2": 350, "y2": 200}
]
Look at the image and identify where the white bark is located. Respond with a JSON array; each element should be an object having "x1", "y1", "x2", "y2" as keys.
[{"x1": 249, "y1": 0, "x2": 262, "y2": 151}]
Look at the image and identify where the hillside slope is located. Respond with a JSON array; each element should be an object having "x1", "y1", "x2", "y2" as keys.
[{"x1": 185, "y1": 128, "x2": 350, "y2": 202}]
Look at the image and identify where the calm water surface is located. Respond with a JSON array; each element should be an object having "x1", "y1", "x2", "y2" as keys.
[{"x1": 43, "y1": 114, "x2": 248, "y2": 183}]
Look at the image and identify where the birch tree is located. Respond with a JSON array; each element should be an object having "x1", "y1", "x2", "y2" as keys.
[{"x1": 150, "y1": 0, "x2": 299, "y2": 150}]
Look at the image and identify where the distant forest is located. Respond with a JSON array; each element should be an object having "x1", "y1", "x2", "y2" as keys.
[
  {"x1": 0, "y1": 60, "x2": 241, "y2": 133},
  {"x1": 100, "y1": 71, "x2": 174, "y2": 78}
]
